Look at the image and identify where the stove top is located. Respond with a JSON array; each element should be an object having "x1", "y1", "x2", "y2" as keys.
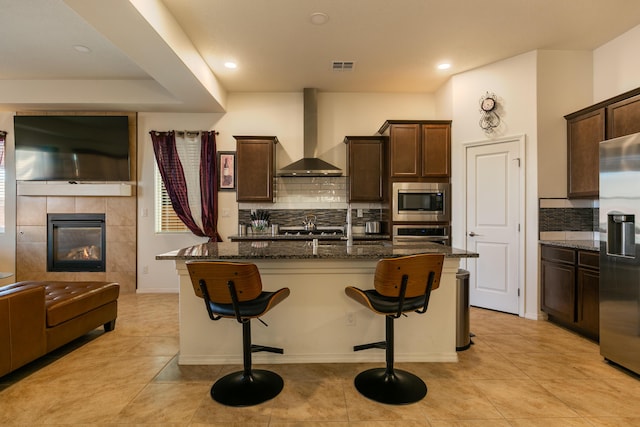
[{"x1": 278, "y1": 226, "x2": 345, "y2": 236}]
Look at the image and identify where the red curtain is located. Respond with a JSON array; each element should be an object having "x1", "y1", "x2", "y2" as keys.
[
  {"x1": 150, "y1": 130, "x2": 222, "y2": 242},
  {"x1": 198, "y1": 131, "x2": 221, "y2": 241}
]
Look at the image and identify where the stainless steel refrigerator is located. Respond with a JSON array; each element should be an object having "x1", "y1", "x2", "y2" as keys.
[{"x1": 599, "y1": 132, "x2": 640, "y2": 375}]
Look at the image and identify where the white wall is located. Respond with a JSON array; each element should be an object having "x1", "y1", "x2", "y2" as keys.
[
  {"x1": 317, "y1": 92, "x2": 435, "y2": 171},
  {"x1": 537, "y1": 50, "x2": 593, "y2": 198},
  {"x1": 594, "y1": 24, "x2": 640, "y2": 102},
  {"x1": 439, "y1": 25, "x2": 640, "y2": 319},
  {"x1": 435, "y1": 79, "x2": 454, "y2": 120},
  {"x1": 136, "y1": 113, "x2": 222, "y2": 293},
  {"x1": 136, "y1": 92, "x2": 434, "y2": 292},
  {"x1": 445, "y1": 51, "x2": 540, "y2": 319}
]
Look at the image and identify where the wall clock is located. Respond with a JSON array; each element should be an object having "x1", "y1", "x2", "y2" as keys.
[{"x1": 479, "y1": 92, "x2": 500, "y2": 133}]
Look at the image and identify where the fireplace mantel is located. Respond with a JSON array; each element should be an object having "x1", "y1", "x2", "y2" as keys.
[{"x1": 17, "y1": 182, "x2": 133, "y2": 197}]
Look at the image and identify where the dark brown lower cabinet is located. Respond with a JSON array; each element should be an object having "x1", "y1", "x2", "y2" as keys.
[
  {"x1": 541, "y1": 246, "x2": 576, "y2": 323},
  {"x1": 541, "y1": 244, "x2": 599, "y2": 340},
  {"x1": 576, "y1": 250, "x2": 599, "y2": 338}
]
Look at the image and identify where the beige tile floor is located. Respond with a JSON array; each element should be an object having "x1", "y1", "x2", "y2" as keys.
[{"x1": 1, "y1": 293, "x2": 639, "y2": 426}]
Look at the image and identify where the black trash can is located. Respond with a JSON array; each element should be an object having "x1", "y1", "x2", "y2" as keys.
[{"x1": 456, "y1": 269, "x2": 471, "y2": 351}]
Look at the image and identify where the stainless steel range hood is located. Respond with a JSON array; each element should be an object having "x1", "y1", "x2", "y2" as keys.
[{"x1": 277, "y1": 88, "x2": 342, "y2": 177}]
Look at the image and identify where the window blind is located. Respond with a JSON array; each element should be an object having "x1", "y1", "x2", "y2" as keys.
[{"x1": 155, "y1": 165, "x2": 189, "y2": 233}]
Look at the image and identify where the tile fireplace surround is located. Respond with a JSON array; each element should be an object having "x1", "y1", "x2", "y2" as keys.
[
  {"x1": 15, "y1": 193, "x2": 136, "y2": 293},
  {"x1": 13, "y1": 111, "x2": 137, "y2": 293}
]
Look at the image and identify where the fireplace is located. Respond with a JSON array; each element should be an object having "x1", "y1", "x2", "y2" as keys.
[{"x1": 47, "y1": 213, "x2": 106, "y2": 272}]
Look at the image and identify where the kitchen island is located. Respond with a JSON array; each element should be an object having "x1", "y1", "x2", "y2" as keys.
[{"x1": 157, "y1": 240, "x2": 477, "y2": 365}]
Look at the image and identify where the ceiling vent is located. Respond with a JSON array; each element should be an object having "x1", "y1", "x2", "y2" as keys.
[{"x1": 332, "y1": 61, "x2": 355, "y2": 71}]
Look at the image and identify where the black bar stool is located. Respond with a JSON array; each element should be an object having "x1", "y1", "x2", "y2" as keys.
[
  {"x1": 186, "y1": 260, "x2": 290, "y2": 406},
  {"x1": 344, "y1": 253, "x2": 444, "y2": 404}
]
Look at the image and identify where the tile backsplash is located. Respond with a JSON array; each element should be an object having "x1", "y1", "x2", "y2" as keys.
[
  {"x1": 238, "y1": 208, "x2": 386, "y2": 228},
  {"x1": 273, "y1": 176, "x2": 348, "y2": 208},
  {"x1": 238, "y1": 176, "x2": 386, "y2": 229},
  {"x1": 539, "y1": 198, "x2": 599, "y2": 240}
]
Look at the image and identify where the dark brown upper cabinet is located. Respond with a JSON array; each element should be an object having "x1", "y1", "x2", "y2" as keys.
[
  {"x1": 378, "y1": 120, "x2": 451, "y2": 179},
  {"x1": 344, "y1": 136, "x2": 387, "y2": 202},
  {"x1": 422, "y1": 123, "x2": 451, "y2": 178},
  {"x1": 606, "y1": 93, "x2": 640, "y2": 139},
  {"x1": 565, "y1": 86, "x2": 640, "y2": 198},
  {"x1": 234, "y1": 136, "x2": 278, "y2": 203},
  {"x1": 566, "y1": 108, "x2": 605, "y2": 199}
]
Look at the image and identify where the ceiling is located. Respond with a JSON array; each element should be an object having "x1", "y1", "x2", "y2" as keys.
[{"x1": 1, "y1": 0, "x2": 640, "y2": 112}]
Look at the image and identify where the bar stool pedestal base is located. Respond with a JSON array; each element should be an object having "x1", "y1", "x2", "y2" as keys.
[
  {"x1": 354, "y1": 368, "x2": 427, "y2": 405},
  {"x1": 212, "y1": 369, "x2": 284, "y2": 407}
]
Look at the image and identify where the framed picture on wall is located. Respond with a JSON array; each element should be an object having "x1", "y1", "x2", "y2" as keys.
[{"x1": 218, "y1": 151, "x2": 236, "y2": 191}]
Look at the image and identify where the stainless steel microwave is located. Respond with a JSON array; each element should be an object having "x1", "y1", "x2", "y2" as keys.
[{"x1": 392, "y1": 182, "x2": 450, "y2": 222}]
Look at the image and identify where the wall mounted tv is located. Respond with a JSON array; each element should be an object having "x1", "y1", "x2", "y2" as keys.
[{"x1": 14, "y1": 115, "x2": 131, "y2": 181}]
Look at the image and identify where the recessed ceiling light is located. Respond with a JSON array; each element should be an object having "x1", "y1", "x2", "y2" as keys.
[
  {"x1": 437, "y1": 63, "x2": 451, "y2": 70},
  {"x1": 310, "y1": 12, "x2": 329, "y2": 25},
  {"x1": 73, "y1": 45, "x2": 91, "y2": 53},
  {"x1": 224, "y1": 62, "x2": 238, "y2": 69}
]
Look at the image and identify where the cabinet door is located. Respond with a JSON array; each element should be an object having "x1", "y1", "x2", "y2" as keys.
[
  {"x1": 607, "y1": 93, "x2": 640, "y2": 139},
  {"x1": 567, "y1": 108, "x2": 605, "y2": 198},
  {"x1": 421, "y1": 124, "x2": 451, "y2": 177},
  {"x1": 347, "y1": 137, "x2": 385, "y2": 202},
  {"x1": 235, "y1": 138, "x2": 276, "y2": 202},
  {"x1": 390, "y1": 124, "x2": 420, "y2": 177},
  {"x1": 541, "y1": 258, "x2": 576, "y2": 323},
  {"x1": 576, "y1": 267, "x2": 599, "y2": 338},
  {"x1": 576, "y1": 250, "x2": 599, "y2": 339}
]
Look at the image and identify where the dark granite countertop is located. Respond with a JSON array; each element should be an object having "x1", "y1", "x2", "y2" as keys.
[
  {"x1": 157, "y1": 240, "x2": 478, "y2": 261},
  {"x1": 228, "y1": 233, "x2": 391, "y2": 242},
  {"x1": 539, "y1": 240, "x2": 600, "y2": 252}
]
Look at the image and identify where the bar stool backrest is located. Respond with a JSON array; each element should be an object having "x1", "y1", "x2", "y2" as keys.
[
  {"x1": 373, "y1": 254, "x2": 444, "y2": 298},
  {"x1": 187, "y1": 261, "x2": 263, "y2": 303}
]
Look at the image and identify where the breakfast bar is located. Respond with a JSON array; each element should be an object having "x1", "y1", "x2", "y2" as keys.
[{"x1": 157, "y1": 241, "x2": 477, "y2": 365}]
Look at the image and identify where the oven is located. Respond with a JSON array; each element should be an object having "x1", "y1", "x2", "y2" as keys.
[
  {"x1": 392, "y1": 224, "x2": 450, "y2": 245},
  {"x1": 392, "y1": 182, "x2": 450, "y2": 222}
]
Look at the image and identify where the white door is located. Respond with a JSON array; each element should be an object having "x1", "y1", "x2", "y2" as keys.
[{"x1": 465, "y1": 138, "x2": 522, "y2": 314}]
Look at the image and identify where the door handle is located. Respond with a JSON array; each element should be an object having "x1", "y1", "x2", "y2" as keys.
[{"x1": 468, "y1": 231, "x2": 480, "y2": 237}]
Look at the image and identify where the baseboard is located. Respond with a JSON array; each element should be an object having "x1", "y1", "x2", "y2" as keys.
[
  {"x1": 524, "y1": 311, "x2": 547, "y2": 321},
  {"x1": 178, "y1": 351, "x2": 460, "y2": 365},
  {"x1": 135, "y1": 288, "x2": 179, "y2": 294}
]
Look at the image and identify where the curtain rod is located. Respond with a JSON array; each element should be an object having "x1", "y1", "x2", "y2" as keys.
[{"x1": 151, "y1": 130, "x2": 219, "y2": 136}]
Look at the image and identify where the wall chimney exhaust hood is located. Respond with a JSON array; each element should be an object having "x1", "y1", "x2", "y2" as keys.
[{"x1": 277, "y1": 88, "x2": 342, "y2": 177}]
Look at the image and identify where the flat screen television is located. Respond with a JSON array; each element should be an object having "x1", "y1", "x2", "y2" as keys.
[{"x1": 14, "y1": 115, "x2": 131, "y2": 181}]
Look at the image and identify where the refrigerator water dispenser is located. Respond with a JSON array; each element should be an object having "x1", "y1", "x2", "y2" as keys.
[{"x1": 607, "y1": 213, "x2": 635, "y2": 257}]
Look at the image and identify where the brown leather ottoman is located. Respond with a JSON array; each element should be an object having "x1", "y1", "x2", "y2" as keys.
[
  {"x1": 1, "y1": 280, "x2": 119, "y2": 377},
  {"x1": 42, "y1": 281, "x2": 120, "y2": 351}
]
